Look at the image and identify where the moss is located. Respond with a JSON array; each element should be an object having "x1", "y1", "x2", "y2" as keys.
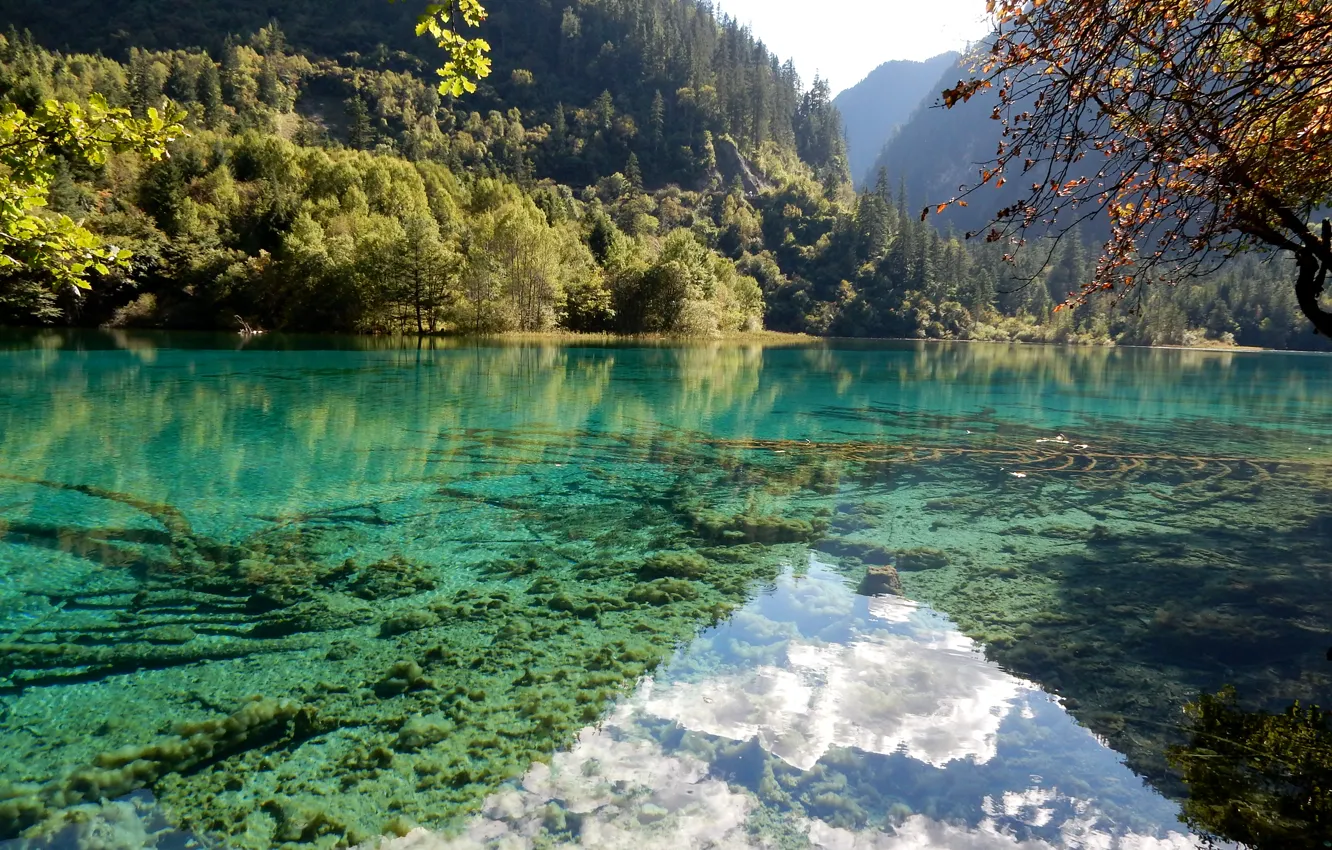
[
  {"x1": 627, "y1": 579, "x2": 701, "y2": 606},
  {"x1": 0, "y1": 699, "x2": 310, "y2": 838},
  {"x1": 688, "y1": 506, "x2": 827, "y2": 545},
  {"x1": 479, "y1": 557, "x2": 544, "y2": 579},
  {"x1": 261, "y1": 797, "x2": 350, "y2": 844},
  {"x1": 322, "y1": 555, "x2": 438, "y2": 600},
  {"x1": 896, "y1": 548, "x2": 949, "y2": 571},
  {"x1": 814, "y1": 538, "x2": 897, "y2": 564},
  {"x1": 379, "y1": 609, "x2": 440, "y2": 637},
  {"x1": 375, "y1": 661, "x2": 433, "y2": 696},
  {"x1": 395, "y1": 716, "x2": 454, "y2": 753},
  {"x1": 0, "y1": 421, "x2": 806, "y2": 844},
  {"x1": 324, "y1": 640, "x2": 360, "y2": 661},
  {"x1": 547, "y1": 594, "x2": 602, "y2": 618},
  {"x1": 142, "y1": 625, "x2": 197, "y2": 644},
  {"x1": 638, "y1": 550, "x2": 712, "y2": 580},
  {"x1": 0, "y1": 787, "x2": 46, "y2": 838},
  {"x1": 856, "y1": 565, "x2": 904, "y2": 597},
  {"x1": 525, "y1": 576, "x2": 562, "y2": 596}
]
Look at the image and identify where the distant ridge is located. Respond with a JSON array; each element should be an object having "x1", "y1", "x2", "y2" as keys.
[{"x1": 833, "y1": 52, "x2": 960, "y2": 188}]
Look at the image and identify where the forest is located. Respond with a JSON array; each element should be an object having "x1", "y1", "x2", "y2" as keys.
[{"x1": 0, "y1": 0, "x2": 1323, "y2": 348}]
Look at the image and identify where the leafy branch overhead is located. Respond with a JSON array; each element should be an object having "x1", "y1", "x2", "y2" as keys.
[
  {"x1": 931, "y1": 0, "x2": 1332, "y2": 336},
  {"x1": 0, "y1": 95, "x2": 184, "y2": 288},
  {"x1": 400, "y1": 0, "x2": 492, "y2": 97}
]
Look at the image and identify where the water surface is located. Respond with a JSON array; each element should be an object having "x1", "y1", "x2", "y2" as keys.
[{"x1": 0, "y1": 332, "x2": 1328, "y2": 848}]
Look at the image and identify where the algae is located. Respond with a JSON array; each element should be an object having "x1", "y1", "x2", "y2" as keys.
[
  {"x1": 0, "y1": 428, "x2": 806, "y2": 845},
  {"x1": 0, "y1": 698, "x2": 313, "y2": 837}
]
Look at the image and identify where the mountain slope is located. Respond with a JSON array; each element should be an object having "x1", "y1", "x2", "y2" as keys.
[
  {"x1": 1, "y1": 1, "x2": 1315, "y2": 352},
  {"x1": 832, "y1": 52, "x2": 958, "y2": 188},
  {"x1": 863, "y1": 53, "x2": 1005, "y2": 232},
  {"x1": 0, "y1": 0, "x2": 851, "y2": 189},
  {"x1": 867, "y1": 52, "x2": 1120, "y2": 241}
]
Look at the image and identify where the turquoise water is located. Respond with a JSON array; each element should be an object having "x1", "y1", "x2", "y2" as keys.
[{"x1": 0, "y1": 332, "x2": 1329, "y2": 848}]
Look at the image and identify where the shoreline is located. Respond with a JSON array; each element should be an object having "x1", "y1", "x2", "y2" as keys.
[{"x1": 3, "y1": 325, "x2": 1324, "y2": 354}]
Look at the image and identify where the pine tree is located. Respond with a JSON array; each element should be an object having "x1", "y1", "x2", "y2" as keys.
[
  {"x1": 346, "y1": 95, "x2": 374, "y2": 150},
  {"x1": 127, "y1": 48, "x2": 161, "y2": 117},
  {"x1": 258, "y1": 57, "x2": 281, "y2": 110},
  {"x1": 196, "y1": 56, "x2": 224, "y2": 128},
  {"x1": 650, "y1": 89, "x2": 665, "y2": 154},
  {"x1": 594, "y1": 90, "x2": 615, "y2": 131},
  {"x1": 165, "y1": 55, "x2": 196, "y2": 105},
  {"x1": 550, "y1": 102, "x2": 567, "y2": 151},
  {"x1": 794, "y1": 76, "x2": 850, "y2": 192},
  {"x1": 220, "y1": 38, "x2": 243, "y2": 106},
  {"x1": 625, "y1": 153, "x2": 643, "y2": 192},
  {"x1": 256, "y1": 21, "x2": 286, "y2": 56}
]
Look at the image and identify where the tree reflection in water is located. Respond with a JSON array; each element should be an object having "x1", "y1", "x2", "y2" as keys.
[{"x1": 1170, "y1": 687, "x2": 1332, "y2": 849}]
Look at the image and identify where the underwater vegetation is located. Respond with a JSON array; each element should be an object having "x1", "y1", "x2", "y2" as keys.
[
  {"x1": 0, "y1": 422, "x2": 823, "y2": 845},
  {"x1": 1169, "y1": 687, "x2": 1332, "y2": 849},
  {"x1": 0, "y1": 338, "x2": 1330, "y2": 847}
]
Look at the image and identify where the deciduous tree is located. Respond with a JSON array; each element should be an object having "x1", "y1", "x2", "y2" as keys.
[
  {"x1": 0, "y1": 95, "x2": 183, "y2": 290},
  {"x1": 935, "y1": 0, "x2": 1332, "y2": 335}
]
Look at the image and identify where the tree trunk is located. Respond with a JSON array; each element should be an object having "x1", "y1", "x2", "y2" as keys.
[
  {"x1": 414, "y1": 263, "x2": 424, "y2": 335},
  {"x1": 1294, "y1": 221, "x2": 1332, "y2": 337}
]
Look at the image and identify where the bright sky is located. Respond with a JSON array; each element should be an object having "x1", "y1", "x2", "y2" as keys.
[{"x1": 713, "y1": 0, "x2": 992, "y2": 96}]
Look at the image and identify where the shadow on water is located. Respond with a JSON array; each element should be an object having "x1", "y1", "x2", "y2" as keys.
[
  {"x1": 968, "y1": 513, "x2": 1332, "y2": 789},
  {"x1": 1168, "y1": 688, "x2": 1332, "y2": 849}
]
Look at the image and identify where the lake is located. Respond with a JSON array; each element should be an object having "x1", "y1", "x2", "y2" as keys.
[{"x1": 0, "y1": 332, "x2": 1328, "y2": 849}]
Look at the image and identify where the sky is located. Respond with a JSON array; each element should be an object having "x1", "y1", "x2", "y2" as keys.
[{"x1": 713, "y1": 0, "x2": 991, "y2": 96}]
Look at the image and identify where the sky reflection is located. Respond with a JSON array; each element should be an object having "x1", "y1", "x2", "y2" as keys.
[{"x1": 368, "y1": 561, "x2": 1207, "y2": 850}]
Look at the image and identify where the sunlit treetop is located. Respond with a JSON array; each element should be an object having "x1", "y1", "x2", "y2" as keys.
[{"x1": 934, "y1": 0, "x2": 1332, "y2": 334}]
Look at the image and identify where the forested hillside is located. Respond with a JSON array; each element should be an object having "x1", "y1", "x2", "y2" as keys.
[
  {"x1": 0, "y1": 1, "x2": 1323, "y2": 349},
  {"x1": 0, "y1": 0, "x2": 851, "y2": 191},
  {"x1": 832, "y1": 52, "x2": 958, "y2": 188}
]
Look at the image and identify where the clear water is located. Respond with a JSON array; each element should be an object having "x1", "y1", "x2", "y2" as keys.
[{"x1": 0, "y1": 331, "x2": 1328, "y2": 849}]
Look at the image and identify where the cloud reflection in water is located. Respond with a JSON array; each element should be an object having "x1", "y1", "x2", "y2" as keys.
[
  {"x1": 641, "y1": 592, "x2": 1022, "y2": 770},
  {"x1": 368, "y1": 562, "x2": 1205, "y2": 850}
]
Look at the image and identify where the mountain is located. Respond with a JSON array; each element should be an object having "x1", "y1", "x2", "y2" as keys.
[
  {"x1": 861, "y1": 53, "x2": 1004, "y2": 233},
  {"x1": 832, "y1": 52, "x2": 958, "y2": 188},
  {"x1": 0, "y1": 0, "x2": 850, "y2": 189},
  {"x1": 869, "y1": 53, "x2": 1119, "y2": 241}
]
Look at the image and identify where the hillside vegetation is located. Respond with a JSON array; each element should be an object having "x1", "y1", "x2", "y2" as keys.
[{"x1": 0, "y1": 2, "x2": 1322, "y2": 348}]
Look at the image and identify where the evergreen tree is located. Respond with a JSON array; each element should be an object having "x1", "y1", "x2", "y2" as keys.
[
  {"x1": 594, "y1": 90, "x2": 615, "y2": 131},
  {"x1": 346, "y1": 95, "x2": 374, "y2": 150},
  {"x1": 0, "y1": 3, "x2": 1316, "y2": 348},
  {"x1": 127, "y1": 48, "x2": 162, "y2": 117},
  {"x1": 165, "y1": 56, "x2": 196, "y2": 105},
  {"x1": 550, "y1": 102, "x2": 568, "y2": 153},
  {"x1": 257, "y1": 57, "x2": 281, "y2": 110},
  {"x1": 220, "y1": 38, "x2": 243, "y2": 105},
  {"x1": 196, "y1": 56, "x2": 224, "y2": 128},
  {"x1": 794, "y1": 77, "x2": 850, "y2": 193},
  {"x1": 649, "y1": 89, "x2": 665, "y2": 154},
  {"x1": 625, "y1": 153, "x2": 643, "y2": 193}
]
